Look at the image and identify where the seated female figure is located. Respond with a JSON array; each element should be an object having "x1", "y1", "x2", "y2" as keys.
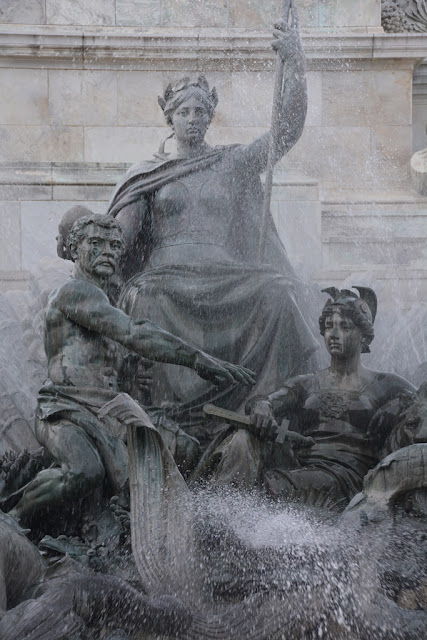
[
  {"x1": 107, "y1": 17, "x2": 318, "y2": 429},
  {"x1": 198, "y1": 288, "x2": 415, "y2": 510}
]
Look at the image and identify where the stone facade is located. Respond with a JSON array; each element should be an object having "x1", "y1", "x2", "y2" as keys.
[
  {"x1": 0, "y1": 0, "x2": 381, "y2": 29},
  {"x1": 0, "y1": 0, "x2": 426, "y2": 316},
  {"x1": 0, "y1": 40, "x2": 416, "y2": 191}
]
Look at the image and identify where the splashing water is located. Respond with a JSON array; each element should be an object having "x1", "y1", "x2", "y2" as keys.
[{"x1": 131, "y1": 465, "x2": 425, "y2": 640}]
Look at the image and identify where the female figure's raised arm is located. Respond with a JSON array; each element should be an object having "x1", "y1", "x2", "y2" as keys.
[{"x1": 236, "y1": 17, "x2": 307, "y2": 174}]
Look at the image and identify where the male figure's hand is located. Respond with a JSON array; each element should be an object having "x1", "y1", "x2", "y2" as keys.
[{"x1": 193, "y1": 352, "x2": 256, "y2": 386}]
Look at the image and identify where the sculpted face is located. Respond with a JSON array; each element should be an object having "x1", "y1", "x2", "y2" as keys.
[
  {"x1": 72, "y1": 224, "x2": 123, "y2": 280},
  {"x1": 170, "y1": 95, "x2": 211, "y2": 145},
  {"x1": 323, "y1": 310, "x2": 363, "y2": 360}
]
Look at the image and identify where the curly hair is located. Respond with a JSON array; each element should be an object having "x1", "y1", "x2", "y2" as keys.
[
  {"x1": 68, "y1": 214, "x2": 124, "y2": 260},
  {"x1": 319, "y1": 301, "x2": 374, "y2": 353}
]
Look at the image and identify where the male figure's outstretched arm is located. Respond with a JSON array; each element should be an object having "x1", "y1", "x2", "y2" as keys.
[{"x1": 52, "y1": 279, "x2": 255, "y2": 386}]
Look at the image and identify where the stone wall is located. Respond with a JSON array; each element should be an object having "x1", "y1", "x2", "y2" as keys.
[
  {"x1": 0, "y1": 0, "x2": 426, "y2": 313},
  {"x1": 0, "y1": 28, "x2": 419, "y2": 189},
  {"x1": 1, "y1": 0, "x2": 381, "y2": 29}
]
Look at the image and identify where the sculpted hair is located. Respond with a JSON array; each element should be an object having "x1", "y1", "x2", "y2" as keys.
[
  {"x1": 319, "y1": 302, "x2": 375, "y2": 353},
  {"x1": 57, "y1": 205, "x2": 94, "y2": 260},
  {"x1": 68, "y1": 214, "x2": 124, "y2": 259},
  {"x1": 158, "y1": 76, "x2": 218, "y2": 126}
]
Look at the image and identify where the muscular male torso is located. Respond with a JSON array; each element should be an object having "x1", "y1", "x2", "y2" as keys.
[{"x1": 45, "y1": 284, "x2": 122, "y2": 390}]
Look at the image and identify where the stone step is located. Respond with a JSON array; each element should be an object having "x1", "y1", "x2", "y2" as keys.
[
  {"x1": 322, "y1": 236, "x2": 427, "y2": 269},
  {"x1": 322, "y1": 206, "x2": 427, "y2": 240}
]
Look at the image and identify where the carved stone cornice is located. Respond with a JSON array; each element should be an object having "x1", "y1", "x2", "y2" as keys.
[{"x1": 0, "y1": 26, "x2": 427, "y2": 71}]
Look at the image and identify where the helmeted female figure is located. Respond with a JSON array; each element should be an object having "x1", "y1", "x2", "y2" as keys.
[{"x1": 231, "y1": 287, "x2": 415, "y2": 508}]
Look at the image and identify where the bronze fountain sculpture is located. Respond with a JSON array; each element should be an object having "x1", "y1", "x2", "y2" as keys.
[{"x1": 0, "y1": 5, "x2": 426, "y2": 639}]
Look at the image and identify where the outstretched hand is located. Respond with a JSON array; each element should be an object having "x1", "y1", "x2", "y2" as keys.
[
  {"x1": 193, "y1": 352, "x2": 256, "y2": 386},
  {"x1": 272, "y1": 1, "x2": 303, "y2": 63}
]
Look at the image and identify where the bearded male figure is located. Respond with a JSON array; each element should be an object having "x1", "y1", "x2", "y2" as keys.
[{"x1": 9, "y1": 214, "x2": 254, "y2": 525}]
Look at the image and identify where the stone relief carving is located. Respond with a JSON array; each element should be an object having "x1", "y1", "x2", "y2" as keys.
[{"x1": 382, "y1": 0, "x2": 427, "y2": 32}]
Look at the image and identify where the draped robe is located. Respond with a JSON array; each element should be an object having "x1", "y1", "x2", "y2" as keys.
[{"x1": 108, "y1": 145, "x2": 319, "y2": 428}]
